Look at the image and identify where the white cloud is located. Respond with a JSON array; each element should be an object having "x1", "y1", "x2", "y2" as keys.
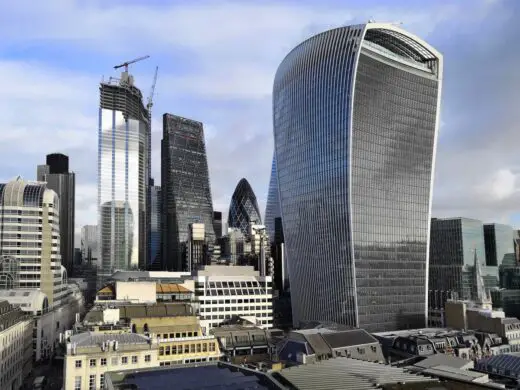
[{"x1": 0, "y1": 0, "x2": 515, "y2": 236}]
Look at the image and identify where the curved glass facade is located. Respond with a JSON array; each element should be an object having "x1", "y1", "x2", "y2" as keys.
[
  {"x1": 228, "y1": 178, "x2": 262, "y2": 236},
  {"x1": 273, "y1": 24, "x2": 442, "y2": 332},
  {"x1": 98, "y1": 80, "x2": 150, "y2": 277},
  {"x1": 264, "y1": 153, "x2": 281, "y2": 243}
]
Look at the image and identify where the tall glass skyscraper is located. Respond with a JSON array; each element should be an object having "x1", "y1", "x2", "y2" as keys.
[
  {"x1": 161, "y1": 113, "x2": 215, "y2": 271},
  {"x1": 98, "y1": 72, "x2": 150, "y2": 279},
  {"x1": 228, "y1": 178, "x2": 262, "y2": 236},
  {"x1": 273, "y1": 23, "x2": 443, "y2": 332},
  {"x1": 264, "y1": 153, "x2": 281, "y2": 243},
  {"x1": 149, "y1": 181, "x2": 161, "y2": 268}
]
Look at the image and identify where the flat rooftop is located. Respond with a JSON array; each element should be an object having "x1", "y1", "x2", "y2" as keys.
[{"x1": 106, "y1": 362, "x2": 278, "y2": 390}]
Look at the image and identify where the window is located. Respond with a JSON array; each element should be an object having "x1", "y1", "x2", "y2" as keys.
[
  {"x1": 89, "y1": 375, "x2": 96, "y2": 390},
  {"x1": 131, "y1": 356, "x2": 138, "y2": 364},
  {"x1": 122, "y1": 356, "x2": 128, "y2": 365},
  {"x1": 100, "y1": 358, "x2": 107, "y2": 366},
  {"x1": 209, "y1": 343, "x2": 215, "y2": 352},
  {"x1": 111, "y1": 357, "x2": 118, "y2": 366},
  {"x1": 89, "y1": 359, "x2": 96, "y2": 367},
  {"x1": 145, "y1": 354, "x2": 151, "y2": 362},
  {"x1": 172, "y1": 345, "x2": 177, "y2": 354},
  {"x1": 74, "y1": 376, "x2": 81, "y2": 390},
  {"x1": 75, "y1": 360, "x2": 82, "y2": 368},
  {"x1": 100, "y1": 374, "x2": 105, "y2": 390}
]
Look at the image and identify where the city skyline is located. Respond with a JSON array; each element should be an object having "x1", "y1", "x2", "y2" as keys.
[{"x1": 0, "y1": 0, "x2": 519, "y2": 244}]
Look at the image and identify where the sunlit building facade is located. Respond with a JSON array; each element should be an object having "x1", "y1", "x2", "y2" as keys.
[
  {"x1": 98, "y1": 72, "x2": 150, "y2": 279},
  {"x1": 162, "y1": 114, "x2": 215, "y2": 271},
  {"x1": 150, "y1": 182, "x2": 161, "y2": 268},
  {"x1": 273, "y1": 23, "x2": 443, "y2": 332},
  {"x1": 228, "y1": 178, "x2": 262, "y2": 237}
]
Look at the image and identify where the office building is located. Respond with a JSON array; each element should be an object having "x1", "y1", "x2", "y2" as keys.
[
  {"x1": 264, "y1": 153, "x2": 281, "y2": 243},
  {"x1": 484, "y1": 223, "x2": 515, "y2": 267},
  {"x1": 81, "y1": 225, "x2": 99, "y2": 265},
  {"x1": 63, "y1": 333, "x2": 158, "y2": 390},
  {"x1": 161, "y1": 114, "x2": 215, "y2": 271},
  {"x1": 150, "y1": 181, "x2": 161, "y2": 268},
  {"x1": 37, "y1": 153, "x2": 75, "y2": 275},
  {"x1": 0, "y1": 300, "x2": 32, "y2": 390},
  {"x1": 195, "y1": 265, "x2": 273, "y2": 333},
  {"x1": 212, "y1": 211, "x2": 223, "y2": 239},
  {"x1": 273, "y1": 23, "x2": 443, "y2": 331},
  {"x1": 430, "y1": 217, "x2": 499, "y2": 301},
  {"x1": 0, "y1": 178, "x2": 66, "y2": 306},
  {"x1": 228, "y1": 178, "x2": 262, "y2": 237},
  {"x1": 98, "y1": 70, "x2": 150, "y2": 279}
]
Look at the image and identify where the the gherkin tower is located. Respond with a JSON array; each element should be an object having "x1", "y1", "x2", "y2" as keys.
[{"x1": 228, "y1": 178, "x2": 262, "y2": 236}]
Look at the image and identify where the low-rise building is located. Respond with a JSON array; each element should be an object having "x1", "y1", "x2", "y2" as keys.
[
  {"x1": 63, "y1": 332, "x2": 158, "y2": 390},
  {"x1": 195, "y1": 265, "x2": 273, "y2": 332},
  {"x1": 0, "y1": 300, "x2": 32, "y2": 390}
]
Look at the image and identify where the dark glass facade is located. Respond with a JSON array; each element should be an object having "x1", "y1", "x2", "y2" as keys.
[
  {"x1": 228, "y1": 178, "x2": 262, "y2": 237},
  {"x1": 273, "y1": 24, "x2": 443, "y2": 332},
  {"x1": 149, "y1": 184, "x2": 161, "y2": 268},
  {"x1": 161, "y1": 113, "x2": 215, "y2": 271},
  {"x1": 37, "y1": 155, "x2": 75, "y2": 275},
  {"x1": 213, "y1": 211, "x2": 223, "y2": 239},
  {"x1": 484, "y1": 223, "x2": 515, "y2": 267},
  {"x1": 265, "y1": 153, "x2": 281, "y2": 243}
]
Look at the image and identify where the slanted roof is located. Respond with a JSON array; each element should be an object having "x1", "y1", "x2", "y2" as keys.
[
  {"x1": 156, "y1": 283, "x2": 192, "y2": 294},
  {"x1": 321, "y1": 329, "x2": 377, "y2": 349},
  {"x1": 119, "y1": 303, "x2": 192, "y2": 319},
  {"x1": 97, "y1": 285, "x2": 115, "y2": 295},
  {"x1": 414, "y1": 354, "x2": 474, "y2": 370},
  {"x1": 70, "y1": 332, "x2": 149, "y2": 348},
  {"x1": 304, "y1": 333, "x2": 332, "y2": 356},
  {"x1": 276, "y1": 357, "x2": 438, "y2": 390}
]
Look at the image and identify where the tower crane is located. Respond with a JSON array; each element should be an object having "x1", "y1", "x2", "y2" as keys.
[
  {"x1": 147, "y1": 66, "x2": 159, "y2": 115},
  {"x1": 114, "y1": 55, "x2": 150, "y2": 72}
]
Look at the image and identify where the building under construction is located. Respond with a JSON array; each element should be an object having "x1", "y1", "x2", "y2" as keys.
[{"x1": 98, "y1": 58, "x2": 152, "y2": 280}]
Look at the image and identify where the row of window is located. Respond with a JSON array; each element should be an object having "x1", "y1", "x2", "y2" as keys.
[
  {"x1": 75, "y1": 354, "x2": 151, "y2": 368},
  {"x1": 158, "y1": 342, "x2": 216, "y2": 356}
]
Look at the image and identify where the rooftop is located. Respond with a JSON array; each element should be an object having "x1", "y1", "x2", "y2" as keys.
[
  {"x1": 156, "y1": 283, "x2": 192, "y2": 294},
  {"x1": 69, "y1": 332, "x2": 150, "y2": 348},
  {"x1": 274, "y1": 357, "x2": 439, "y2": 390},
  {"x1": 106, "y1": 362, "x2": 277, "y2": 390},
  {"x1": 413, "y1": 354, "x2": 474, "y2": 370}
]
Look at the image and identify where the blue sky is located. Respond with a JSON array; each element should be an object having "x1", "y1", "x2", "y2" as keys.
[{"x1": 0, "y1": 0, "x2": 519, "y2": 240}]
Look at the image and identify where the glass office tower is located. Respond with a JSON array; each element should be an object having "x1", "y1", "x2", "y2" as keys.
[
  {"x1": 149, "y1": 182, "x2": 161, "y2": 268},
  {"x1": 98, "y1": 72, "x2": 150, "y2": 279},
  {"x1": 273, "y1": 23, "x2": 443, "y2": 332},
  {"x1": 265, "y1": 153, "x2": 281, "y2": 243},
  {"x1": 484, "y1": 223, "x2": 515, "y2": 267},
  {"x1": 228, "y1": 178, "x2": 262, "y2": 236},
  {"x1": 161, "y1": 113, "x2": 215, "y2": 271}
]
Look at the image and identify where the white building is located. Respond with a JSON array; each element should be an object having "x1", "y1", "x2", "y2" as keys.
[
  {"x1": 0, "y1": 178, "x2": 66, "y2": 306},
  {"x1": 0, "y1": 284, "x2": 85, "y2": 361},
  {"x1": 63, "y1": 332, "x2": 158, "y2": 390},
  {"x1": 195, "y1": 265, "x2": 273, "y2": 333},
  {"x1": 0, "y1": 300, "x2": 32, "y2": 390}
]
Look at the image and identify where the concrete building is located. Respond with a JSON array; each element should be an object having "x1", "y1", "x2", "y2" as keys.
[
  {"x1": 195, "y1": 265, "x2": 273, "y2": 333},
  {"x1": 0, "y1": 300, "x2": 32, "y2": 390},
  {"x1": 0, "y1": 178, "x2": 66, "y2": 306},
  {"x1": 0, "y1": 285, "x2": 85, "y2": 362},
  {"x1": 63, "y1": 332, "x2": 158, "y2": 390}
]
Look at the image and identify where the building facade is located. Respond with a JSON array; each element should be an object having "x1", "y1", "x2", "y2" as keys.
[
  {"x1": 228, "y1": 178, "x2": 262, "y2": 237},
  {"x1": 98, "y1": 71, "x2": 150, "y2": 279},
  {"x1": 150, "y1": 182, "x2": 161, "y2": 268},
  {"x1": 0, "y1": 300, "x2": 32, "y2": 390},
  {"x1": 195, "y1": 265, "x2": 273, "y2": 333},
  {"x1": 212, "y1": 211, "x2": 223, "y2": 239},
  {"x1": 81, "y1": 225, "x2": 99, "y2": 265},
  {"x1": 0, "y1": 179, "x2": 66, "y2": 306},
  {"x1": 484, "y1": 223, "x2": 515, "y2": 267},
  {"x1": 63, "y1": 333, "x2": 158, "y2": 390},
  {"x1": 264, "y1": 153, "x2": 281, "y2": 244},
  {"x1": 37, "y1": 153, "x2": 75, "y2": 276},
  {"x1": 273, "y1": 23, "x2": 443, "y2": 331},
  {"x1": 161, "y1": 113, "x2": 215, "y2": 271}
]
